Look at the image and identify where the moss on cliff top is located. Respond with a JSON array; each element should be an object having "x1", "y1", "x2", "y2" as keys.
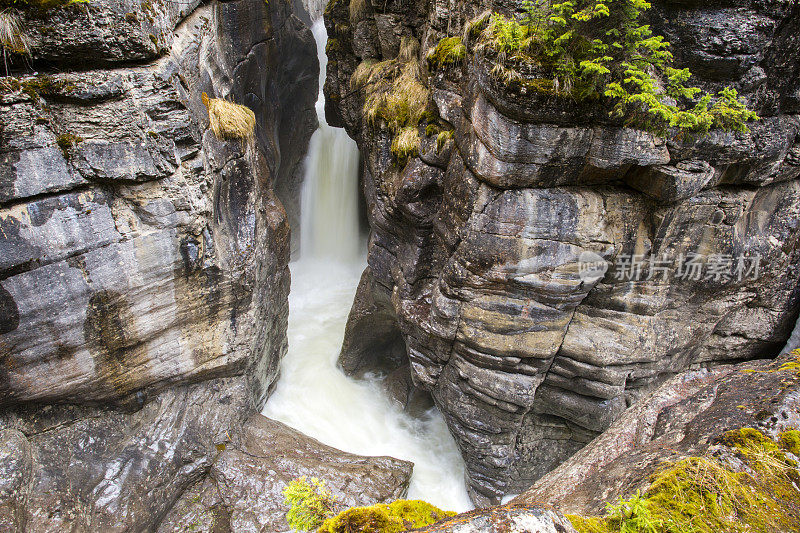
[
  {"x1": 568, "y1": 428, "x2": 800, "y2": 533},
  {"x1": 0, "y1": 0, "x2": 87, "y2": 12}
]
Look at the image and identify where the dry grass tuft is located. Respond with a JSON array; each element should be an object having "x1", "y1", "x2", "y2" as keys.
[
  {"x1": 390, "y1": 126, "x2": 419, "y2": 161},
  {"x1": 463, "y1": 10, "x2": 491, "y2": 46},
  {"x1": 202, "y1": 92, "x2": 256, "y2": 142},
  {"x1": 0, "y1": 10, "x2": 29, "y2": 55},
  {"x1": 397, "y1": 35, "x2": 420, "y2": 63},
  {"x1": 350, "y1": 35, "x2": 430, "y2": 163},
  {"x1": 349, "y1": 0, "x2": 367, "y2": 24}
]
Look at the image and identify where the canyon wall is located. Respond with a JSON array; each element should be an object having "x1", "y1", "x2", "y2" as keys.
[
  {"x1": 0, "y1": 0, "x2": 319, "y2": 528},
  {"x1": 324, "y1": 0, "x2": 800, "y2": 505}
]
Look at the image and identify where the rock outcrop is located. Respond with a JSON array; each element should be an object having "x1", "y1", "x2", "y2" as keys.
[
  {"x1": 0, "y1": 0, "x2": 325, "y2": 528},
  {"x1": 515, "y1": 349, "x2": 800, "y2": 516},
  {"x1": 324, "y1": 0, "x2": 800, "y2": 505},
  {"x1": 415, "y1": 503, "x2": 577, "y2": 533},
  {"x1": 157, "y1": 414, "x2": 413, "y2": 533}
]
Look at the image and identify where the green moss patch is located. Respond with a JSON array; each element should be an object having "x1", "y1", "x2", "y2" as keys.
[
  {"x1": 0, "y1": 0, "x2": 88, "y2": 13},
  {"x1": 56, "y1": 133, "x2": 82, "y2": 159},
  {"x1": 426, "y1": 36, "x2": 466, "y2": 69},
  {"x1": 319, "y1": 500, "x2": 455, "y2": 533},
  {"x1": 568, "y1": 428, "x2": 800, "y2": 533}
]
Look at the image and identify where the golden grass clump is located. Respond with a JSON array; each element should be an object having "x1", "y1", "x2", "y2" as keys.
[
  {"x1": 349, "y1": 0, "x2": 367, "y2": 24},
  {"x1": 463, "y1": 10, "x2": 491, "y2": 46},
  {"x1": 397, "y1": 35, "x2": 420, "y2": 63},
  {"x1": 381, "y1": 67, "x2": 428, "y2": 130},
  {"x1": 0, "y1": 9, "x2": 29, "y2": 64},
  {"x1": 202, "y1": 92, "x2": 256, "y2": 142},
  {"x1": 350, "y1": 36, "x2": 430, "y2": 163},
  {"x1": 390, "y1": 126, "x2": 419, "y2": 161}
]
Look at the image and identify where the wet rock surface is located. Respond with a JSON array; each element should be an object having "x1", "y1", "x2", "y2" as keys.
[
  {"x1": 324, "y1": 0, "x2": 800, "y2": 504},
  {"x1": 0, "y1": 0, "x2": 319, "y2": 528},
  {"x1": 414, "y1": 503, "x2": 577, "y2": 533},
  {"x1": 158, "y1": 414, "x2": 413, "y2": 533},
  {"x1": 515, "y1": 350, "x2": 800, "y2": 515}
]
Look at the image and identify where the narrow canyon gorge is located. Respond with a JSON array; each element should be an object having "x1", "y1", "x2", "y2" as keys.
[{"x1": 0, "y1": 0, "x2": 799, "y2": 530}]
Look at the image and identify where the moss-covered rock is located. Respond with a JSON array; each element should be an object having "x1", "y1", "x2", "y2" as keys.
[
  {"x1": 318, "y1": 499, "x2": 455, "y2": 532},
  {"x1": 567, "y1": 428, "x2": 800, "y2": 533}
]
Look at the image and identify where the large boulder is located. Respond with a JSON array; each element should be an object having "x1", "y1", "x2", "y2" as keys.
[
  {"x1": 323, "y1": 0, "x2": 800, "y2": 505},
  {"x1": 157, "y1": 414, "x2": 413, "y2": 533}
]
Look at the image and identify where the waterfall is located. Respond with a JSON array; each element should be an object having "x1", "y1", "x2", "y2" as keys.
[
  {"x1": 262, "y1": 18, "x2": 473, "y2": 513},
  {"x1": 299, "y1": 20, "x2": 361, "y2": 261}
]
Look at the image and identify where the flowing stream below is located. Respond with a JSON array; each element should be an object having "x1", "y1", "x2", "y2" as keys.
[{"x1": 261, "y1": 18, "x2": 473, "y2": 513}]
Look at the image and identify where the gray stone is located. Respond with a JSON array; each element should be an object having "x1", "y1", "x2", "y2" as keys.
[
  {"x1": 414, "y1": 503, "x2": 577, "y2": 533},
  {"x1": 515, "y1": 352, "x2": 800, "y2": 516},
  {"x1": 157, "y1": 415, "x2": 413, "y2": 533}
]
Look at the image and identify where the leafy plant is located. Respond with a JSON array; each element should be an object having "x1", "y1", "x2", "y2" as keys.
[
  {"x1": 283, "y1": 476, "x2": 338, "y2": 531},
  {"x1": 432, "y1": 0, "x2": 758, "y2": 136},
  {"x1": 605, "y1": 491, "x2": 662, "y2": 533}
]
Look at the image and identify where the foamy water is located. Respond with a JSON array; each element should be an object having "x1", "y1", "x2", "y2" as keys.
[{"x1": 263, "y1": 259, "x2": 472, "y2": 512}]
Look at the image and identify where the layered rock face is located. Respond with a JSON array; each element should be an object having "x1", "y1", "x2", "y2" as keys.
[
  {"x1": 324, "y1": 0, "x2": 800, "y2": 504},
  {"x1": 0, "y1": 0, "x2": 322, "y2": 528}
]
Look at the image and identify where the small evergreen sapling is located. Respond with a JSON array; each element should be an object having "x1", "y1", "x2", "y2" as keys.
[{"x1": 283, "y1": 476, "x2": 337, "y2": 531}]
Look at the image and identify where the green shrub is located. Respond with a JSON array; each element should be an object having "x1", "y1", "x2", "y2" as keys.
[
  {"x1": 283, "y1": 477, "x2": 337, "y2": 531},
  {"x1": 432, "y1": 0, "x2": 758, "y2": 136}
]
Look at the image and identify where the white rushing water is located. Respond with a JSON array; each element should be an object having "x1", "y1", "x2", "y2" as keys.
[{"x1": 262, "y1": 19, "x2": 473, "y2": 513}]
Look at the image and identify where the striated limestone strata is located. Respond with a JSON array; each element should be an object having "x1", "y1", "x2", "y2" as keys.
[
  {"x1": 0, "y1": 0, "x2": 352, "y2": 529},
  {"x1": 324, "y1": 0, "x2": 800, "y2": 504}
]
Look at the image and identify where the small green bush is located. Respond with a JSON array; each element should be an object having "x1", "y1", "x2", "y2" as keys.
[
  {"x1": 431, "y1": 0, "x2": 759, "y2": 136},
  {"x1": 283, "y1": 476, "x2": 337, "y2": 531}
]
